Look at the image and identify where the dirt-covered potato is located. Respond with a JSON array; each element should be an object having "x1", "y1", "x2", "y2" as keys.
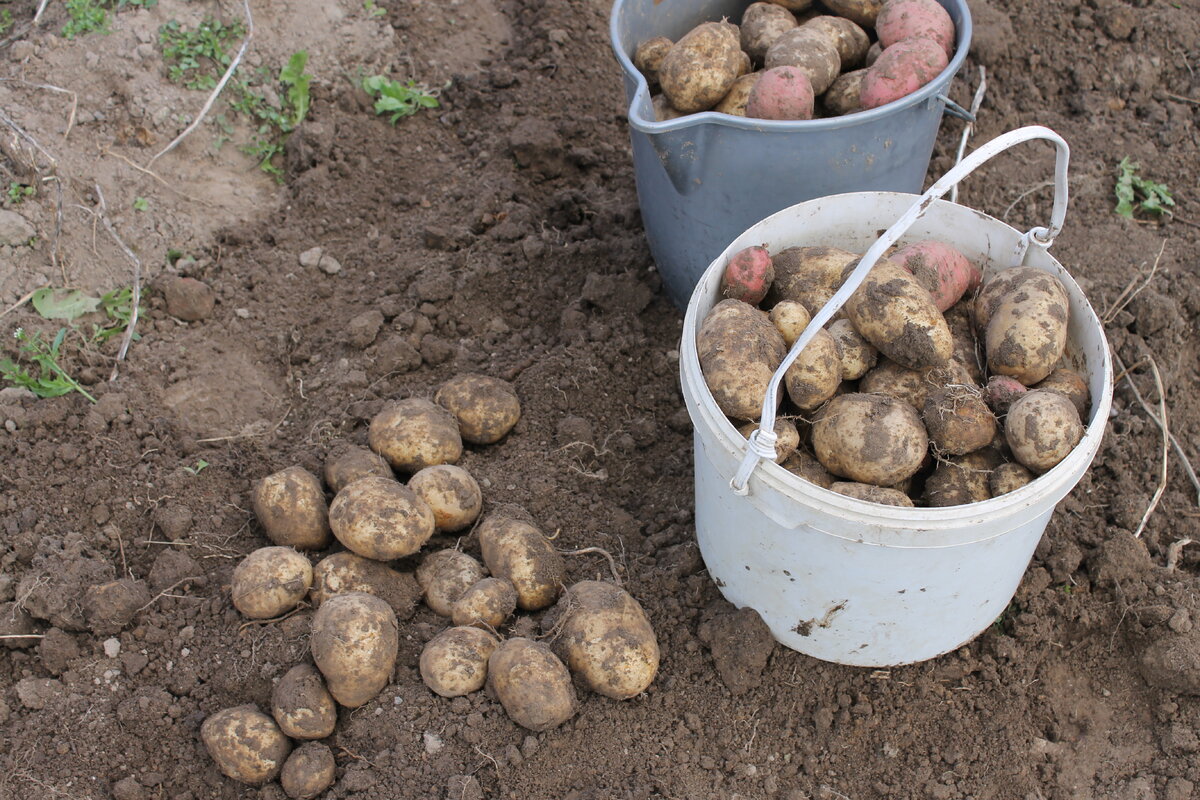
[
  {"x1": 231, "y1": 547, "x2": 312, "y2": 620},
  {"x1": 714, "y1": 72, "x2": 761, "y2": 116},
  {"x1": 891, "y1": 240, "x2": 981, "y2": 312},
  {"x1": 435, "y1": 374, "x2": 521, "y2": 445},
  {"x1": 875, "y1": 0, "x2": 956, "y2": 57},
  {"x1": 738, "y1": 418, "x2": 800, "y2": 464},
  {"x1": 408, "y1": 464, "x2": 483, "y2": 533},
  {"x1": 766, "y1": 0, "x2": 813, "y2": 12},
  {"x1": 769, "y1": 300, "x2": 811, "y2": 346},
  {"x1": 741, "y1": 2, "x2": 798, "y2": 61},
  {"x1": 842, "y1": 258, "x2": 953, "y2": 370},
  {"x1": 1033, "y1": 367, "x2": 1091, "y2": 420},
  {"x1": 721, "y1": 245, "x2": 775, "y2": 305},
  {"x1": 923, "y1": 385, "x2": 996, "y2": 455},
  {"x1": 328, "y1": 476, "x2": 435, "y2": 561},
  {"x1": 369, "y1": 398, "x2": 463, "y2": 473},
  {"x1": 419, "y1": 625, "x2": 500, "y2": 697},
  {"x1": 830, "y1": 481, "x2": 915, "y2": 507},
  {"x1": 310, "y1": 551, "x2": 421, "y2": 618},
  {"x1": 451, "y1": 576, "x2": 518, "y2": 629},
  {"x1": 252, "y1": 466, "x2": 332, "y2": 551},
  {"x1": 922, "y1": 449, "x2": 1005, "y2": 507},
  {"x1": 487, "y1": 637, "x2": 577, "y2": 731},
  {"x1": 823, "y1": 68, "x2": 865, "y2": 115},
  {"x1": 201, "y1": 705, "x2": 291, "y2": 786},
  {"x1": 324, "y1": 444, "x2": 392, "y2": 494},
  {"x1": 945, "y1": 303, "x2": 984, "y2": 385},
  {"x1": 659, "y1": 22, "x2": 744, "y2": 113},
  {"x1": 417, "y1": 549, "x2": 488, "y2": 617},
  {"x1": 698, "y1": 299, "x2": 787, "y2": 422},
  {"x1": 973, "y1": 267, "x2": 1045, "y2": 335},
  {"x1": 737, "y1": 49, "x2": 753, "y2": 77},
  {"x1": 984, "y1": 374, "x2": 1027, "y2": 416},
  {"x1": 985, "y1": 271, "x2": 1070, "y2": 386},
  {"x1": 765, "y1": 246, "x2": 857, "y2": 312},
  {"x1": 784, "y1": 326, "x2": 842, "y2": 411},
  {"x1": 271, "y1": 664, "x2": 337, "y2": 740},
  {"x1": 861, "y1": 37, "x2": 949, "y2": 109},
  {"x1": 812, "y1": 393, "x2": 928, "y2": 486},
  {"x1": 747, "y1": 66, "x2": 816, "y2": 120},
  {"x1": 478, "y1": 513, "x2": 565, "y2": 611},
  {"x1": 764, "y1": 28, "x2": 841, "y2": 95},
  {"x1": 782, "y1": 448, "x2": 835, "y2": 488},
  {"x1": 802, "y1": 15, "x2": 870, "y2": 67},
  {"x1": 820, "y1": 0, "x2": 883, "y2": 26},
  {"x1": 310, "y1": 592, "x2": 398, "y2": 708},
  {"x1": 633, "y1": 36, "x2": 673, "y2": 85},
  {"x1": 859, "y1": 357, "x2": 929, "y2": 409},
  {"x1": 280, "y1": 742, "x2": 336, "y2": 800},
  {"x1": 990, "y1": 462, "x2": 1035, "y2": 496},
  {"x1": 652, "y1": 94, "x2": 687, "y2": 121},
  {"x1": 1005, "y1": 390, "x2": 1084, "y2": 474},
  {"x1": 828, "y1": 318, "x2": 878, "y2": 380}
]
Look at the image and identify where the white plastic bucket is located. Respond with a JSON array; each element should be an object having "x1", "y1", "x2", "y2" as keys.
[{"x1": 679, "y1": 127, "x2": 1113, "y2": 667}]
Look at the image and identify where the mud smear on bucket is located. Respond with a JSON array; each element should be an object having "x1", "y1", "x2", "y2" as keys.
[{"x1": 793, "y1": 600, "x2": 848, "y2": 636}]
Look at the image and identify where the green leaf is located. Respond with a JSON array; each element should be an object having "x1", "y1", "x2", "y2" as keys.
[{"x1": 31, "y1": 288, "x2": 100, "y2": 320}]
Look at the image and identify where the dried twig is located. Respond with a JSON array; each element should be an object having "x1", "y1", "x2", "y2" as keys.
[
  {"x1": 31, "y1": 0, "x2": 52, "y2": 26},
  {"x1": 0, "y1": 288, "x2": 37, "y2": 321},
  {"x1": 1163, "y1": 92, "x2": 1200, "y2": 106},
  {"x1": 1123, "y1": 356, "x2": 1169, "y2": 538},
  {"x1": 558, "y1": 546, "x2": 621, "y2": 585},
  {"x1": 949, "y1": 65, "x2": 986, "y2": 205},
  {"x1": 1166, "y1": 538, "x2": 1194, "y2": 572},
  {"x1": 136, "y1": 576, "x2": 204, "y2": 612},
  {"x1": 0, "y1": 634, "x2": 45, "y2": 641},
  {"x1": 0, "y1": 79, "x2": 79, "y2": 138},
  {"x1": 1114, "y1": 353, "x2": 1200, "y2": 506},
  {"x1": 1103, "y1": 240, "x2": 1167, "y2": 324},
  {"x1": 1002, "y1": 181, "x2": 1055, "y2": 221},
  {"x1": 92, "y1": 185, "x2": 143, "y2": 379},
  {"x1": 195, "y1": 407, "x2": 293, "y2": 443},
  {"x1": 148, "y1": 0, "x2": 254, "y2": 166}
]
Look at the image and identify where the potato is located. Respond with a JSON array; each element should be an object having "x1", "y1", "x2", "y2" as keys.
[
  {"x1": 865, "y1": 40, "x2": 883, "y2": 66},
  {"x1": 782, "y1": 447, "x2": 835, "y2": 488},
  {"x1": 328, "y1": 476, "x2": 435, "y2": 561},
  {"x1": 280, "y1": 742, "x2": 336, "y2": 800},
  {"x1": 823, "y1": 69, "x2": 865, "y2": 116},
  {"x1": 324, "y1": 444, "x2": 392, "y2": 494},
  {"x1": 842, "y1": 258, "x2": 953, "y2": 370},
  {"x1": 420, "y1": 626, "x2": 500, "y2": 697},
  {"x1": 369, "y1": 398, "x2": 463, "y2": 472},
  {"x1": 435, "y1": 374, "x2": 521, "y2": 445},
  {"x1": 784, "y1": 326, "x2": 842, "y2": 410},
  {"x1": 812, "y1": 393, "x2": 928, "y2": 486},
  {"x1": 408, "y1": 464, "x2": 483, "y2": 533},
  {"x1": 860, "y1": 38, "x2": 949, "y2": 109},
  {"x1": 652, "y1": 94, "x2": 687, "y2": 121},
  {"x1": 698, "y1": 299, "x2": 787, "y2": 422},
  {"x1": 890, "y1": 241, "x2": 981, "y2": 312},
  {"x1": 271, "y1": 663, "x2": 337, "y2": 740},
  {"x1": 659, "y1": 22, "x2": 743, "y2": 113},
  {"x1": 737, "y1": 49, "x2": 753, "y2": 77},
  {"x1": 1034, "y1": 368, "x2": 1090, "y2": 419},
  {"x1": 487, "y1": 638, "x2": 577, "y2": 731},
  {"x1": 922, "y1": 448, "x2": 1004, "y2": 507},
  {"x1": 542, "y1": 581, "x2": 660, "y2": 700},
  {"x1": 478, "y1": 513, "x2": 565, "y2": 611},
  {"x1": 983, "y1": 374, "x2": 1027, "y2": 415},
  {"x1": 633, "y1": 36, "x2": 673, "y2": 85},
  {"x1": 231, "y1": 547, "x2": 313, "y2": 620},
  {"x1": 714, "y1": 72, "x2": 760, "y2": 116},
  {"x1": 972, "y1": 267, "x2": 1045, "y2": 335},
  {"x1": 310, "y1": 592, "x2": 398, "y2": 708},
  {"x1": 989, "y1": 462, "x2": 1035, "y2": 496},
  {"x1": 451, "y1": 577, "x2": 518, "y2": 629},
  {"x1": 923, "y1": 385, "x2": 996, "y2": 455},
  {"x1": 830, "y1": 481, "x2": 914, "y2": 507},
  {"x1": 747, "y1": 66, "x2": 816, "y2": 120},
  {"x1": 828, "y1": 318, "x2": 878, "y2": 380},
  {"x1": 944, "y1": 304, "x2": 984, "y2": 385},
  {"x1": 741, "y1": 2, "x2": 799, "y2": 61},
  {"x1": 310, "y1": 551, "x2": 421, "y2": 618},
  {"x1": 201, "y1": 706, "x2": 291, "y2": 786},
  {"x1": 860, "y1": 357, "x2": 929, "y2": 409},
  {"x1": 769, "y1": 300, "x2": 812, "y2": 347},
  {"x1": 738, "y1": 418, "x2": 800, "y2": 464},
  {"x1": 765, "y1": 246, "x2": 857, "y2": 312},
  {"x1": 417, "y1": 549, "x2": 487, "y2": 617},
  {"x1": 875, "y1": 0, "x2": 956, "y2": 57},
  {"x1": 721, "y1": 245, "x2": 775, "y2": 304},
  {"x1": 820, "y1": 0, "x2": 884, "y2": 26},
  {"x1": 985, "y1": 271, "x2": 1070, "y2": 385},
  {"x1": 801, "y1": 15, "x2": 870, "y2": 67},
  {"x1": 252, "y1": 466, "x2": 332, "y2": 551},
  {"x1": 1005, "y1": 391, "x2": 1084, "y2": 474},
  {"x1": 763, "y1": 28, "x2": 841, "y2": 95},
  {"x1": 767, "y1": 0, "x2": 814, "y2": 11}
]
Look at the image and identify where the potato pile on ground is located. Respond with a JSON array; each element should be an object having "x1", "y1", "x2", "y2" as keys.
[
  {"x1": 636, "y1": 0, "x2": 956, "y2": 121},
  {"x1": 700, "y1": 240, "x2": 1090, "y2": 507}
]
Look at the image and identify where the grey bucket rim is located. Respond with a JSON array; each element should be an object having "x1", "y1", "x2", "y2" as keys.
[{"x1": 609, "y1": 0, "x2": 974, "y2": 135}]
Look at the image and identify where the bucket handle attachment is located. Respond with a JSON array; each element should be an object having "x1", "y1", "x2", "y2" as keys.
[
  {"x1": 936, "y1": 94, "x2": 976, "y2": 122},
  {"x1": 730, "y1": 125, "x2": 1071, "y2": 496}
]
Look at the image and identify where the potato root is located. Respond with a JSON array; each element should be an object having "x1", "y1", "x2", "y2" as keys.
[
  {"x1": 860, "y1": 38, "x2": 949, "y2": 109},
  {"x1": 721, "y1": 245, "x2": 775, "y2": 304},
  {"x1": 416, "y1": 549, "x2": 488, "y2": 617},
  {"x1": 478, "y1": 513, "x2": 565, "y2": 611},
  {"x1": 435, "y1": 374, "x2": 521, "y2": 445},
  {"x1": 329, "y1": 476, "x2": 435, "y2": 561},
  {"x1": 487, "y1": 637, "x2": 577, "y2": 731},
  {"x1": 310, "y1": 592, "x2": 399, "y2": 708},
  {"x1": 369, "y1": 398, "x2": 463, "y2": 472},
  {"x1": 451, "y1": 577, "x2": 518, "y2": 629},
  {"x1": 252, "y1": 466, "x2": 332, "y2": 551},
  {"x1": 747, "y1": 65, "x2": 816, "y2": 120},
  {"x1": 812, "y1": 393, "x2": 928, "y2": 486},
  {"x1": 659, "y1": 22, "x2": 744, "y2": 113},
  {"x1": 408, "y1": 464, "x2": 483, "y2": 533},
  {"x1": 1005, "y1": 390, "x2": 1084, "y2": 474},
  {"x1": 231, "y1": 546, "x2": 312, "y2": 620},
  {"x1": 842, "y1": 258, "x2": 953, "y2": 369},
  {"x1": 698, "y1": 299, "x2": 787, "y2": 421},
  {"x1": 201, "y1": 706, "x2": 291, "y2": 786},
  {"x1": 420, "y1": 626, "x2": 500, "y2": 697},
  {"x1": 271, "y1": 664, "x2": 337, "y2": 740}
]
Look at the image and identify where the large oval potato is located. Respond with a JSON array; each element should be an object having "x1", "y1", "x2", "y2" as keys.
[
  {"x1": 784, "y1": 327, "x2": 842, "y2": 411},
  {"x1": 764, "y1": 27, "x2": 841, "y2": 95},
  {"x1": 280, "y1": 742, "x2": 336, "y2": 800},
  {"x1": 823, "y1": 68, "x2": 865, "y2": 116},
  {"x1": 659, "y1": 22, "x2": 743, "y2": 113},
  {"x1": 812, "y1": 393, "x2": 928, "y2": 486},
  {"x1": 985, "y1": 271, "x2": 1070, "y2": 385},
  {"x1": 328, "y1": 476, "x2": 435, "y2": 561},
  {"x1": 478, "y1": 513, "x2": 565, "y2": 611},
  {"x1": 820, "y1": 0, "x2": 883, "y2": 26},
  {"x1": 324, "y1": 444, "x2": 392, "y2": 494},
  {"x1": 311, "y1": 551, "x2": 421, "y2": 618},
  {"x1": 801, "y1": 15, "x2": 870, "y2": 67},
  {"x1": 311, "y1": 592, "x2": 398, "y2": 708},
  {"x1": 860, "y1": 38, "x2": 949, "y2": 109},
  {"x1": 842, "y1": 258, "x2": 953, "y2": 370},
  {"x1": 741, "y1": 2, "x2": 798, "y2": 61},
  {"x1": 765, "y1": 246, "x2": 857, "y2": 313},
  {"x1": 487, "y1": 638, "x2": 577, "y2": 731},
  {"x1": 419, "y1": 626, "x2": 500, "y2": 697},
  {"x1": 451, "y1": 577, "x2": 518, "y2": 629},
  {"x1": 972, "y1": 267, "x2": 1046, "y2": 335},
  {"x1": 407, "y1": 464, "x2": 483, "y2": 533},
  {"x1": 252, "y1": 466, "x2": 331, "y2": 551},
  {"x1": 923, "y1": 385, "x2": 996, "y2": 456},
  {"x1": 830, "y1": 481, "x2": 914, "y2": 507},
  {"x1": 876, "y1": 0, "x2": 956, "y2": 57},
  {"x1": 435, "y1": 374, "x2": 521, "y2": 445},
  {"x1": 698, "y1": 299, "x2": 787, "y2": 422},
  {"x1": 201, "y1": 705, "x2": 292, "y2": 786},
  {"x1": 369, "y1": 398, "x2": 463, "y2": 473},
  {"x1": 231, "y1": 547, "x2": 313, "y2": 620},
  {"x1": 542, "y1": 581, "x2": 660, "y2": 700},
  {"x1": 1005, "y1": 390, "x2": 1084, "y2": 474},
  {"x1": 417, "y1": 549, "x2": 488, "y2": 617},
  {"x1": 271, "y1": 663, "x2": 337, "y2": 740}
]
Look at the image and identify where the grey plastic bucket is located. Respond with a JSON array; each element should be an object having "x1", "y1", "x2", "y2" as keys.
[{"x1": 610, "y1": 0, "x2": 973, "y2": 309}]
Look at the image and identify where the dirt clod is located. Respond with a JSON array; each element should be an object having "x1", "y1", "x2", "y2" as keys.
[
  {"x1": 83, "y1": 578, "x2": 151, "y2": 635},
  {"x1": 699, "y1": 605, "x2": 777, "y2": 695},
  {"x1": 162, "y1": 276, "x2": 216, "y2": 322}
]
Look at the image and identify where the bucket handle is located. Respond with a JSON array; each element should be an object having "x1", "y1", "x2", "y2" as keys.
[{"x1": 731, "y1": 125, "x2": 1071, "y2": 496}]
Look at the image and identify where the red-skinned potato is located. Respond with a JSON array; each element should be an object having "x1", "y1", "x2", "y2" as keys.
[
  {"x1": 860, "y1": 38, "x2": 949, "y2": 109},
  {"x1": 747, "y1": 66, "x2": 816, "y2": 120},
  {"x1": 310, "y1": 592, "x2": 399, "y2": 708},
  {"x1": 875, "y1": 0, "x2": 956, "y2": 57},
  {"x1": 698, "y1": 299, "x2": 787, "y2": 422},
  {"x1": 659, "y1": 22, "x2": 743, "y2": 113},
  {"x1": 720, "y1": 245, "x2": 775, "y2": 304},
  {"x1": 984, "y1": 375, "x2": 1028, "y2": 415},
  {"x1": 763, "y1": 29, "x2": 841, "y2": 95},
  {"x1": 766, "y1": 0, "x2": 814, "y2": 11},
  {"x1": 891, "y1": 240, "x2": 981, "y2": 312},
  {"x1": 487, "y1": 638, "x2": 577, "y2": 731},
  {"x1": 252, "y1": 466, "x2": 332, "y2": 551}
]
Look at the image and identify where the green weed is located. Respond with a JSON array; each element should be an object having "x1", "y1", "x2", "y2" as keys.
[
  {"x1": 0, "y1": 9, "x2": 14, "y2": 36},
  {"x1": 6, "y1": 182, "x2": 34, "y2": 205},
  {"x1": 62, "y1": 0, "x2": 109, "y2": 38},
  {"x1": 1, "y1": 328, "x2": 96, "y2": 402},
  {"x1": 1115, "y1": 157, "x2": 1175, "y2": 219},
  {"x1": 158, "y1": 17, "x2": 245, "y2": 90},
  {"x1": 230, "y1": 51, "x2": 312, "y2": 176},
  {"x1": 363, "y1": 0, "x2": 386, "y2": 17},
  {"x1": 361, "y1": 75, "x2": 439, "y2": 124},
  {"x1": 183, "y1": 459, "x2": 210, "y2": 475},
  {"x1": 90, "y1": 287, "x2": 142, "y2": 344},
  {"x1": 132, "y1": 196, "x2": 149, "y2": 212}
]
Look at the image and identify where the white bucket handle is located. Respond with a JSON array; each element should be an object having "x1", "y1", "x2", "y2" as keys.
[{"x1": 731, "y1": 124, "x2": 1071, "y2": 495}]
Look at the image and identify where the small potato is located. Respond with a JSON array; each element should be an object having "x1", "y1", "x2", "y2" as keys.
[
  {"x1": 329, "y1": 476, "x2": 435, "y2": 561},
  {"x1": 738, "y1": 418, "x2": 800, "y2": 464},
  {"x1": 324, "y1": 444, "x2": 392, "y2": 494},
  {"x1": 408, "y1": 464, "x2": 483, "y2": 533},
  {"x1": 659, "y1": 22, "x2": 744, "y2": 113},
  {"x1": 311, "y1": 551, "x2": 421, "y2": 618},
  {"x1": 830, "y1": 481, "x2": 914, "y2": 507},
  {"x1": 1005, "y1": 391, "x2": 1084, "y2": 474},
  {"x1": 542, "y1": 581, "x2": 660, "y2": 700},
  {"x1": 820, "y1": 0, "x2": 884, "y2": 26},
  {"x1": 823, "y1": 69, "x2": 865, "y2": 116},
  {"x1": 633, "y1": 36, "x2": 673, "y2": 85},
  {"x1": 828, "y1": 318, "x2": 878, "y2": 380},
  {"x1": 310, "y1": 592, "x2": 399, "y2": 708},
  {"x1": 842, "y1": 258, "x2": 953, "y2": 370},
  {"x1": 990, "y1": 462, "x2": 1035, "y2": 496},
  {"x1": 281, "y1": 743, "x2": 336, "y2": 800},
  {"x1": 271, "y1": 664, "x2": 337, "y2": 740},
  {"x1": 984, "y1": 374, "x2": 1028, "y2": 416},
  {"x1": 769, "y1": 300, "x2": 812, "y2": 347},
  {"x1": 1034, "y1": 368, "x2": 1090, "y2": 420},
  {"x1": 487, "y1": 638, "x2": 577, "y2": 731},
  {"x1": 764, "y1": 28, "x2": 841, "y2": 95},
  {"x1": 737, "y1": 49, "x2": 753, "y2": 77},
  {"x1": 435, "y1": 374, "x2": 521, "y2": 445},
  {"x1": 652, "y1": 94, "x2": 687, "y2": 121},
  {"x1": 801, "y1": 15, "x2": 870, "y2": 67},
  {"x1": 782, "y1": 448, "x2": 835, "y2": 488},
  {"x1": 252, "y1": 466, "x2": 332, "y2": 551},
  {"x1": 922, "y1": 448, "x2": 1004, "y2": 507},
  {"x1": 231, "y1": 547, "x2": 313, "y2": 620},
  {"x1": 420, "y1": 626, "x2": 500, "y2": 697},
  {"x1": 201, "y1": 706, "x2": 291, "y2": 786},
  {"x1": 985, "y1": 271, "x2": 1070, "y2": 385},
  {"x1": 451, "y1": 577, "x2": 518, "y2": 629},
  {"x1": 876, "y1": 0, "x2": 956, "y2": 57},
  {"x1": 747, "y1": 65, "x2": 816, "y2": 120},
  {"x1": 741, "y1": 2, "x2": 799, "y2": 61},
  {"x1": 478, "y1": 514, "x2": 565, "y2": 611},
  {"x1": 860, "y1": 38, "x2": 949, "y2": 110},
  {"x1": 369, "y1": 398, "x2": 463, "y2": 472},
  {"x1": 698, "y1": 299, "x2": 787, "y2": 422},
  {"x1": 416, "y1": 549, "x2": 487, "y2": 617},
  {"x1": 721, "y1": 245, "x2": 776, "y2": 304},
  {"x1": 891, "y1": 240, "x2": 981, "y2": 312},
  {"x1": 923, "y1": 385, "x2": 996, "y2": 456},
  {"x1": 865, "y1": 40, "x2": 883, "y2": 66},
  {"x1": 714, "y1": 72, "x2": 761, "y2": 116},
  {"x1": 812, "y1": 393, "x2": 928, "y2": 486},
  {"x1": 784, "y1": 327, "x2": 842, "y2": 411},
  {"x1": 859, "y1": 357, "x2": 930, "y2": 409}
]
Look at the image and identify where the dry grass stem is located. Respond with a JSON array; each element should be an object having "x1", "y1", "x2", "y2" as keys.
[
  {"x1": 1166, "y1": 538, "x2": 1194, "y2": 572},
  {"x1": 137, "y1": 576, "x2": 204, "y2": 612},
  {"x1": 1115, "y1": 353, "x2": 1200, "y2": 506},
  {"x1": 1103, "y1": 240, "x2": 1167, "y2": 324},
  {"x1": 950, "y1": 65, "x2": 987, "y2": 205},
  {"x1": 0, "y1": 289, "x2": 37, "y2": 321},
  {"x1": 558, "y1": 546, "x2": 621, "y2": 585},
  {"x1": 237, "y1": 603, "x2": 308, "y2": 631},
  {"x1": 91, "y1": 185, "x2": 143, "y2": 379}
]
